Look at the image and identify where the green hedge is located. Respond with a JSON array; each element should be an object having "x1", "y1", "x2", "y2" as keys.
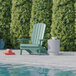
[
  {"x1": 30, "y1": 0, "x2": 52, "y2": 47},
  {"x1": 51, "y1": 0, "x2": 75, "y2": 51},
  {"x1": 0, "y1": 0, "x2": 11, "y2": 48},
  {"x1": 10, "y1": 0, "x2": 32, "y2": 48},
  {"x1": 74, "y1": 1, "x2": 76, "y2": 49}
]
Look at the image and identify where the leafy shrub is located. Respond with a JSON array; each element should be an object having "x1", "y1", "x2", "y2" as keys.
[
  {"x1": 10, "y1": 0, "x2": 32, "y2": 48},
  {"x1": 51, "y1": 0, "x2": 75, "y2": 51},
  {"x1": 0, "y1": 0, "x2": 11, "y2": 48}
]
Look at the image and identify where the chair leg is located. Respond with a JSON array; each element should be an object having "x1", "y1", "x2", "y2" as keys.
[
  {"x1": 38, "y1": 48, "x2": 42, "y2": 55},
  {"x1": 20, "y1": 49, "x2": 22, "y2": 55},
  {"x1": 26, "y1": 49, "x2": 32, "y2": 54},
  {"x1": 39, "y1": 50, "x2": 40, "y2": 54}
]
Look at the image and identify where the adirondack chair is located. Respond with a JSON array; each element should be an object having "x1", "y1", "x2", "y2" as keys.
[{"x1": 18, "y1": 23, "x2": 48, "y2": 55}]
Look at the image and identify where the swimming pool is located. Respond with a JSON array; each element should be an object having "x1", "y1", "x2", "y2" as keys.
[{"x1": 0, "y1": 63, "x2": 76, "y2": 76}]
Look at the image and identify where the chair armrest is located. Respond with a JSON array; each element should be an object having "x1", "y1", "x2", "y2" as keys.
[
  {"x1": 17, "y1": 39, "x2": 31, "y2": 43},
  {"x1": 40, "y1": 39, "x2": 48, "y2": 45}
]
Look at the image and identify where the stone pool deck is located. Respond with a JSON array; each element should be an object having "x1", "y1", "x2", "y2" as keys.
[{"x1": 0, "y1": 49, "x2": 76, "y2": 69}]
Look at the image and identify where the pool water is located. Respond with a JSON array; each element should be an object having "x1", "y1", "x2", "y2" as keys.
[{"x1": 0, "y1": 63, "x2": 76, "y2": 76}]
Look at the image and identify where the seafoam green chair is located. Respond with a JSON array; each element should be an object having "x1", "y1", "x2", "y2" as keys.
[{"x1": 18, "y1": 23, "x2": 48, "y2": 55}]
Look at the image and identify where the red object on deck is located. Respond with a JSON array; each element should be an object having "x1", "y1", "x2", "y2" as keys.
[{"x1": 3, "y1": 49, "x2": 15, "y2": 55}]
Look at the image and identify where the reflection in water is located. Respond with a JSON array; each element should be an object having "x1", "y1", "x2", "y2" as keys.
[{"x1": 0, "y1": 64, "x2": 75, "y2": 76}]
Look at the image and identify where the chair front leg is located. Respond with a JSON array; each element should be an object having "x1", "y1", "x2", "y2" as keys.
[
  {"x1": 20, "y1": 49, "x2": 22, "y2": 55},
  {"x1": 38, "y1": 47, "x2": 42, "y2": 55}
]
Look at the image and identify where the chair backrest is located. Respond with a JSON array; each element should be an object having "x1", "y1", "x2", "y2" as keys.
[{"x1": 31, "y1": 23, "x2": 46, "y2": 45}]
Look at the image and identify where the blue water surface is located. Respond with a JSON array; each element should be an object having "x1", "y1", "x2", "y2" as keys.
[{"x1": 0, "y1": 63, "x2": 76, "y2": 76}]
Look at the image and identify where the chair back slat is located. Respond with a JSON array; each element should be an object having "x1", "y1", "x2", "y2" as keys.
[{"x1": 31, "y1": 23, "x2": 46, "y2": 45}]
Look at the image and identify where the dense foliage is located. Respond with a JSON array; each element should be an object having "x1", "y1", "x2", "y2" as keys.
[
  {"x1": 0, "y1": 0, "x2": 11, "y2": 48},
  {"x1": 74, "y1": 1, "x2": 76, "y2": 49},
  {"x1": 10, "y1": 0, "x2": 32, "y2": 48},
  {"x1": 0, "y1": 0, "x2": 75, "y2": 51},
  {"x1": 30, "y1": 0, "x2": 52, "y2": 47},
  {"x1": 51, "y1": 0, "x2": 75, "y2": 51}
]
